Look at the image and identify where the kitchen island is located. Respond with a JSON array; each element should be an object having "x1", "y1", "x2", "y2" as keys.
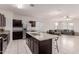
[{"x1": 26, "y1": 32, "x2": 57, "y2": 54}]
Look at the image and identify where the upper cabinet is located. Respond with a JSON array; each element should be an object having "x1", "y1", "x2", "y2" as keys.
[
  {"x1": 0, "y1": 13, "x2": 6, "y2": 27},
  {"x1": 29, "y1": 21, "x2": 36, "y2": 27}
]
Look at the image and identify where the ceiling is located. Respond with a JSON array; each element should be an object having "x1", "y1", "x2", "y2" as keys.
[{"x1": 0, "y1": 4, "x2": 79, "y2": 21}]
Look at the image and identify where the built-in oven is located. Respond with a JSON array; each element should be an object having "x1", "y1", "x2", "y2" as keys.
[
  {"x1": 13, "y1": 27, "x2": 23, "y2": 40},
  {"x1": 13, "y1": 19, "x2": 23, "y2": 40}
]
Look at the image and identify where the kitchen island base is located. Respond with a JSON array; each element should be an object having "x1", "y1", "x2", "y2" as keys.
[{"x1": 26, "y1": 33, "x2": 52, "y2": 54}]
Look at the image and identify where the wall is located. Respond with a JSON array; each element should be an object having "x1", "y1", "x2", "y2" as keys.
[
  {"x1": 0, "y1": 9, "x2": 13, "y2": 43},
  {"x1": 19, "y1": 15, "x2": 79, "y2": 33},
  {"x1": 28, "y1": 17, "x2": 79, "y2": 32}
]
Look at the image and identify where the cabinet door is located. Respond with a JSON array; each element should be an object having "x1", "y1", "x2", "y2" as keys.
[
  {"x1": 3, "y1": 16, "x2": 6, "y2": 26},
  {"x1": 39, "y1": 39, "x2": 52, "y2": 54},
  {"x1": 7, "y1": 33, "x2": 10, "y2": 44},
  {"x1": 0, "y1": 38, "x2": 3, "y2": 54},
  {"x1": 1, "y1": 15, "x2": 3, "y2": 27},
  {"x1": 0, "y1": 14, "x2": 6, "y2": 27},
  {"x1": 30, "y1": 38, "x2": 34, "y2": 53},
  {"x1": 0, "y1": 14, "x2": 2, "y2": 26},
  {"x1": 33, "y1": 39, "x2": 39, "y2": 54}
]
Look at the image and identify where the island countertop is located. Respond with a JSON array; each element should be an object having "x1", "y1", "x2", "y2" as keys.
[{"x1": 26, "y1": 32, "x2": 57, "y2": 41}]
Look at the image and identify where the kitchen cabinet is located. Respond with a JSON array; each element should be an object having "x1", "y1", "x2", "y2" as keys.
[
  {"x1": 0, "y1": 13, "x2": 6, "y2": 27},
  {"x1": 26, "y1": 33, "x2": 52, "y2": 54},
  {"x1": 33, "y1": 39, "x2": 39, "y2": 54},
  {"x1": 39, "y1": 39, "x2": 52, "y2": 54},
  {"x1": 26, "y1": 33, "x2": 31, "y2": 48},
  {"x1": 30, "y1": 38, "x2": 34, "y2": 52},
  {"x1": 0, "y1": 37, "x2": 2, "y2": 54},
  {"x1": 29, "y1": 21, "x2": 36, "y2": 27},
  {"x1": 26, "y1": 33, "x2": 38, "y2": 54}
]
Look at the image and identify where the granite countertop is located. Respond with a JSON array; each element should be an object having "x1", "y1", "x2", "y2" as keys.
[
  {"x1": 0, "y1": 31, "x2": 10, "y2": 34},
  {"x1": 26, "y1": 32, "x2": 57, "y2": 41}
]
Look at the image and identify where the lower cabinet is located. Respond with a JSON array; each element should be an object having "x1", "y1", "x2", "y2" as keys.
[
  {"x1": 30, "y1": 38, "x2": 34, "y2": 53},
  {"x1": 0, "y1": 33, "x2": 10, "y2": 54},
  {"x1": 33, "y1": 39, "x2": 39, "y2": 54},
  {"x1": 26, "y1": 33, "x2": 52, "y2": 54},
  {"x1": 39, "y1": 39, "x2": 52, "y2": 54},
  {"x1": 0, "y1": 38, "x2": 3, "y2": 54}
]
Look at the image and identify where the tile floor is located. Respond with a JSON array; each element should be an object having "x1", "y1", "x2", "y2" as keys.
[
  {"x1": 4, "y1": 39, "x2": 32, "y2": 54},
  {"x1": 3, "y1": 35, "x2": 79, "y2": 54},
  {"x1": 57, "y1": 35, "x2": 79, "y2": 54}
]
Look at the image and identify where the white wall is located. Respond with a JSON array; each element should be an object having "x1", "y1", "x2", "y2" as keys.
[{"x1": 0, "y1": 9, "x2": 13, "y2": 43}]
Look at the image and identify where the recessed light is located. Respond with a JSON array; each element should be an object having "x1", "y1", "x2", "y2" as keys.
[{"x1": 14, "y1": 4, "x2": 24, "y2": 9}]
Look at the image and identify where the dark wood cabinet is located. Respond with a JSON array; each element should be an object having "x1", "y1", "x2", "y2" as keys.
[
  {"x1": 26, "y1": 33, "x2": 52, "y2": 54},
  {"x1": 30, "y1": 38, "x2": 34, "y2": 53},
  {"x1": 0, "y1": 32, "x2": 10, "y2": 54},
  {"x1": 0, "y1": 38, "x2": 3, "y2": 54},
  {"x1": 0, "y1": 14, "x2": 6, "y2": 27},
  {"x1": 39, "y1": 39, "x2": 52, "y2": 54},
  {"x1": 29, "y1": 21, "x2": 36, "y2": 27},
  {"x1": 33, "y1": 39, "x2": 39, "y2": 54}
]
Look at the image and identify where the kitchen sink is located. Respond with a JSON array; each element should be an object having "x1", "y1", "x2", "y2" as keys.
[{"x1": 31, "y1": 33, "x2": 40, "y2": 36}]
